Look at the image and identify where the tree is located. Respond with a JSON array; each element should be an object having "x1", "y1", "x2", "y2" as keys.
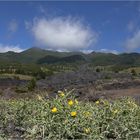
[
  {"x1": 96, "y1": 68, "x2": 100, "y2": 72},
  {"x1": 131, "y1": 69, "x2": 137, "y2": 76}
]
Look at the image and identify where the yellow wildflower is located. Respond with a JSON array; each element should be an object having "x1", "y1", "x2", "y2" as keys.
[
  {"x1": 68, "y1": 100, "x2": 74, "y2": 106},
  {"x1": 103, "y1": 100, "x2": 109, "y2": 106},
  {"x1": 58, "y1": 91, "x2": 65, "y2": 97},
  {"x1": 113, "y1": 109, "x2": 118, "y2": 114},
  {"x1": 37, "y1": 95, "x2": 43, "y2": 101},
  {"x1": 51, "y1": 107, "x2": 58, "y2": 113},
  {"x1": 84, "y1": 111, "x2": 91, "y2": 117},
  {"x1": 75, "y1": 99, "x2": 78, "y2": 104},
  {"x1": 128, "y1": 101, "x2": 137, "y2": 108},
  {"x1": 95, "y1": 100, "x2": 99, "y2": 105},
  {"x1": 12, "y1": 101, "x2": 15, "y2": 104},
  {"x1": 132, "y1": 103, "x2": 137, "y2": 108},
  {"x1": 71, "y1": 111, "x2": 77, "y2": 117},
  {"x1": 128, "y1": 101, "x2": 131, "y2": 104},
  {"x1": 84, "y1": 128, "x2": 91, "y2": 134}
]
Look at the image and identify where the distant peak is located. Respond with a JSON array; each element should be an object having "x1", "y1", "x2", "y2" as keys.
[
  {"x1": 22, "y1": 47, "x2": 45, "y2": 53},
  {"x1": 29, "y1": 47, "x2": 43, "y2": 50},
  {"x1": 7, "y1": 51, "x2": 16, "y2": 54},
  {"x1": 91, "y1": 51, "x2": 96, "y2": 54}
]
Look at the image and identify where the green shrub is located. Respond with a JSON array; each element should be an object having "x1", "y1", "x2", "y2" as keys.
[
  {"x1": 104, "y1": 75, "x2": 112, "y2": 79},
  {"x1": 15, "y1": 86, "x2": 28, "y2": 93},
  {"x1": 13, "y1": 75, "x2": 20, "y2": 80},
  {"x1": 96, "y1": 68, "x2": 101, "y2": 72},
  {"x1": 131, "y1": 69, "x2": 137, "y2": 76},
  {"x1": 0, "y1": 90, "x2": 140, "y2": 139},
  {"x1": 27, "y1": 78, "x2": 36, "y2": 91}
]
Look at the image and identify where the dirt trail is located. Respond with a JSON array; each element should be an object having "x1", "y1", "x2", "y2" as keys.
[{"x1": 102, "y1": 87, "x2": 140, "y2": 103}]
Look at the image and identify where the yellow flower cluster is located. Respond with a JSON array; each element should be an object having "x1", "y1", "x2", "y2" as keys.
[
  {"x1": 84, "y1": 128, "x2": 91, "y2": 134},
  {"x1": 128, "y1": 101, "x2": 137, "y2": 108},
  {"x1": 68, "y1": 100, "x2": 74, "y2": 106},
  {"x1": 84, "y1": 111, "x2": 91, "y2": 117},
  {"x1": 102, "y1": 100, "x2": 109, "y2": 106},
  {"x1": 75, "y1": 99, "x2": 78, "y2": 104},
  {"x1": 51, "y1": 107, "x2": 57, "y2": 113},
  {"x1": 95, "y1": 100, "x2": 100, "y2": 105},
  {"x1": 37, "y1": 95, "x2": 43, "y2": 101},
  {"x1": 51, "y1": 91, "x2": 80, "y2": 118},
  {"x1": 68, "y1": 99, "x2": 78, "y2": 106},
  {"x1": 58, "y1": 91, "x2": 65, "y2": 97},
  {"x1": 71, "y1": 111, "x2": 77, "y2": 117},
  {"x1": 113, "y1": 109, "x2": 118, "y2": 114}
]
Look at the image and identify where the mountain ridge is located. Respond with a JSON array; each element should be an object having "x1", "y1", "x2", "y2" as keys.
[{"x1": 0, "y1": 47, "x2": 140, "y2": 66}]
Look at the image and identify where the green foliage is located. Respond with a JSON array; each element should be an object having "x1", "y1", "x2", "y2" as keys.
[
  {"x1": 15, "y1": 86, "x2": 28, "y2": 93},
  {"x1": 45, "y1": 70, "x2": 54, "y2": 77},
  {"x1": 131, "y1": 69, "x2": 137, "y2": 76},
  {"x1": 0, "y1": 47, "x2": 84, "y2": 64},
  {"x1": 96, "y1": 68, "x2": 101, "y2": 72},
  {"x1": 38, "y1": 55, "x2": 86, "y2": 64},
  {"x1": 2, "y1": 48, "x2": 140, "y2": 76},
  {"x1": 27, "y1": 78, "x2": 36, "y2": 91},
  {"x1": 90, "y1": 52, "x2": 118, "y2": 66},
  {"x1": 0, "y1": 90, "x2": 140, "y2": 139},
  {"x1": 33, "y1": 70, "x2": 46, "y2": 80},
  {"x1": 13, "y1": 75, "x2": 20, "y2": 80},
  {"x1": 104, "y1": 75, "x2": 112, "y2": 79}
]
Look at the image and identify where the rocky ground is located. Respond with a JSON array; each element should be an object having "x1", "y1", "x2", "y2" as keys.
[
  {"x1": 36, "y1": 69, "x2": 133, "y2": 90},
  {"x1": 0, "y1": 69, "x2": 140, "y2": 103}
]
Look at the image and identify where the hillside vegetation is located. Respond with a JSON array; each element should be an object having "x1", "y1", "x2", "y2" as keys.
[
  {"x1": 1, "y1": 47, "x2": 140, "y2": 79},
  {"x1": 1, "y1": 47, "x2": 140, "y2": 67},
  {"x1": 0, "y1": 48, "x2": 140, "y2": 139}
]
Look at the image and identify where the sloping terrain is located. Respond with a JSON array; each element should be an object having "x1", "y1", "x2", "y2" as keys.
[
  {"x1": 0, "y1": 47, "x2": 84, "y2": 64},
  {"x1": 0, "y1": 47, "x2": 140, "y2": 67},
  {"x1": 0, "y1": 47, "x2": 140, "y2": 102},
  {"x1": 37, "y1": 54, "x2": 86, "y2": 64}
]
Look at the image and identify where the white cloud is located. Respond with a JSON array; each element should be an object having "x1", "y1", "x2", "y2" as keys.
[
  {"x1": 8, "y1": 20, "x2": 18, "y2": 33},
  {"x1": 125, "y1": 30, "x2": 140, "y2": 51},
  {"x1": 98, "y1": 49, "x2": 118, "y2": 54},
  {"x1": 24, "y1": 20, "x2": 32, "y2": 30},
  {"x1": 38, "y1": 5, "x2": 46, "y2": 14},
  {"x1": 31, "y1": 17, "x2": 98, "y2": 51},
  {"x1": 0, "y1": 44, "x2": 23, "y2": 53},
  {"x1": 81, "y1": 49, "x2": 94, "y2": 54}
]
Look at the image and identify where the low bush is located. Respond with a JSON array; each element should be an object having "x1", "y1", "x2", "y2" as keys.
[
  {"x1": 15, "y1": 86, "x2": 28, "y2": 93},
  {"x1": 0, "y1": 90, "x2": 140, "y2": 139},
  {"x1": 131, "y1": 69, "x2": 137, "y2": 76},
  {"x1": 27, "y1": 78, "x2": 36, "y2": 91}
]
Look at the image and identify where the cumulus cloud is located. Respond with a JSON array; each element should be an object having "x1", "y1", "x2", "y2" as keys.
[
  {"x1": 32, "y1": 17, "x2": 98, "y2": 51},
  {"x1": 25, "y1": 20, "x2": 32, "y2": 30},
  {"x1": 0, "y1": 44, "x2": 23, "y2": 53},
  {"x1": 38, "y1": 5, "x2": 46, "y2": 14},
  {"x1": 81, "y1": 49, "x2": 94, "y2": 54},
  {"x1": 125, "y1": 30, "x2": 140, "y2": 51},
  {"x1": 98, "y1": 49, "x2": 118, "y2": 54},
  {"x1": 8, "y1": 19, "x2": 18, "y2": 33}
]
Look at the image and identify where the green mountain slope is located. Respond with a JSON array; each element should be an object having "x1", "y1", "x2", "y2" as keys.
[
  {"x1": 38, "y1": 55, "x2": 86, "y2": 64},
  {"x1": 0, "y1": 47, "x2": 140, "y2": 67},
  {"x1": 0, "y1": 47, "x2": 83, "y2": 63},
  {"x1": 88, "y1": 52, "x2": 118, "y2": 66}
]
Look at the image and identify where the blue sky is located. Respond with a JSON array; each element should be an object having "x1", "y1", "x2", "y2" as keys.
[{"x1": 1, "y1": 1, "x2": 140, "y2": 53}]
